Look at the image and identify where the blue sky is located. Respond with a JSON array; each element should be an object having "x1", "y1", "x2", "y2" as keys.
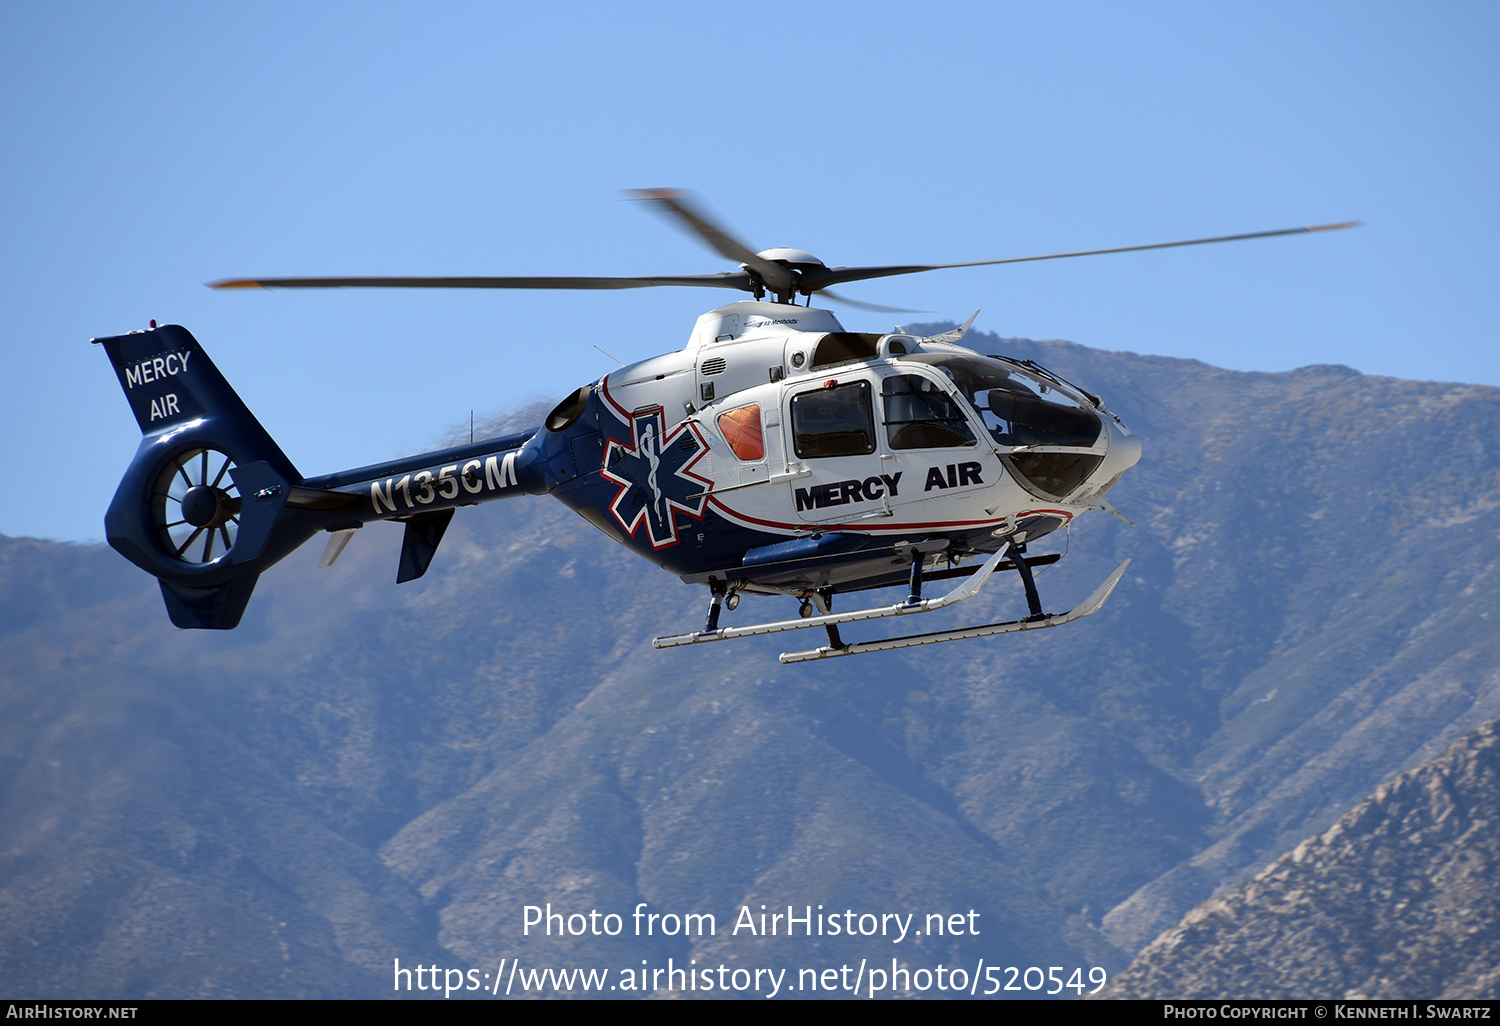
[{"x1": 2, "y1": 2, "x2": 1496, "y2": 542}]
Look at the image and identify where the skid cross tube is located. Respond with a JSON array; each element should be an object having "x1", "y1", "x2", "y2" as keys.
[
  {"x1": 1011, "y1": 543, "x2": 1045, "y2": 620},
  {"x1": 703, "y1": 578, "x2": 727, "y2": 633},
  {"x1": 812, "y1": 590, "x2": 844, "y2": 649}
]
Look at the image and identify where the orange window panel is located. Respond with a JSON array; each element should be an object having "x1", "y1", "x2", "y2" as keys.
[{"x1": 718, "y1": 404, "x2": 764, "y2": 461}]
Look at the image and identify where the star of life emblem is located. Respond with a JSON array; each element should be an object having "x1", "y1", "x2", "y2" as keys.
[{"x1": 600, "y1": 406, "x2": 711, "y2": 549}]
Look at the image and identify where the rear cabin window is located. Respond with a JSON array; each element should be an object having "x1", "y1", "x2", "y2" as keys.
[
  {"x1": 792, "y1": 381, "x2": 875, "y2": 458},
  {"x1": 881, "y1": 374, "x2": 976, "y2": 449}
]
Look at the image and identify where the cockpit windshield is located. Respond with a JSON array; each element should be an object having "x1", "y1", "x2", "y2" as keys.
[
  {"x1": 897, "y1": 354, "x2": 1101, "y2": 449},
  {"x1": 898, "y1": 353, "x2": 1105, "y2": 500}
]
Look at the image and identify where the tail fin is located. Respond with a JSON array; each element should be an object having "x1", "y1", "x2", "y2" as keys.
[{"x1": 96, "y1": 325, "x2": 312, "y2": 629}]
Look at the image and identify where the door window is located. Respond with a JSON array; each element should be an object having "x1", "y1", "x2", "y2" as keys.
[{"x1": 791, "y1": 381, "x2": 875, "y2": 458}]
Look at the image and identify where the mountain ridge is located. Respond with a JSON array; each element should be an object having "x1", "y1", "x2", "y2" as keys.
[{"x1": 1104, "y1": 719, "x2": 1500, "y2": 999}]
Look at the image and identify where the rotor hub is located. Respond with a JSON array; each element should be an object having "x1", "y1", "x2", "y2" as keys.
[
  {"x1": 181, "y1": 484, "x2": 231, "y2": 528},
  {"x1": 755, "y1": 247, "x2": 824, "y2": 270}
]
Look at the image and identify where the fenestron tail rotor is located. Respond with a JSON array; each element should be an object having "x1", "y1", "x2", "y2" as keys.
[{"x1": 153, "y1": 448, "x2": 242, "y2": 564}]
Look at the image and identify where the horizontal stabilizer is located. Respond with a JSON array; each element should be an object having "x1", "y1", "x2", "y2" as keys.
[{"x1": 286, "y1": 486, "x2": 362, "y2": 511}]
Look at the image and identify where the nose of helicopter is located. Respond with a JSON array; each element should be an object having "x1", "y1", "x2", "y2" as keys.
[{"x1": 1090, "y1": 415, "x2": 1143, "y2": 497}]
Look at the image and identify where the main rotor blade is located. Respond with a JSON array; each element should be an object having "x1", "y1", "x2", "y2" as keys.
[
  {"x1": 818, "y1": 288, "x2": 924, "y2": 314},
  {"x1": 210, "y1": 272, "x2": 756, "y2": 291},
  {"x1": 805, "y1": 221, "x2": 1364, "y2": 291},
  {"x1": 626, "y1": 189, "x2": 797, "y2": 294}
]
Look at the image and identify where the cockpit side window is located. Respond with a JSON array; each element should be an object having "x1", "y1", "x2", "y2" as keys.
[
  {"x1": 792, "y1": 381, "x2": 875, "y2": 458},
  {"x1": 880, "y1": 374, "x2": 976, "y2": 449}
]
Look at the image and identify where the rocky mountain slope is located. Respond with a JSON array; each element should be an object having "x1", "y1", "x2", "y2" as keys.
[
  {"x1": 3, "y1": 330, "x2": 1498, "y2": 997},
  {"x1": 1104, "y1": 720, "x2": 1500, "y2": 999}
]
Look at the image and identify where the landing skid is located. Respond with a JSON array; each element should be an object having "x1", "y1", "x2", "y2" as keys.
[
  {"x1": 779, "y1": 559, "x2": 1129, "y2": 662},
  {"x1": 652, "y1": 543, "x2": 1130, "y2": 663}
]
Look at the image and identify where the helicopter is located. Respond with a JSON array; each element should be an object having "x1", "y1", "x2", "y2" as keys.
[{"x1": 96, "y1": 192, "x2": 1358, "y2": 662}]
